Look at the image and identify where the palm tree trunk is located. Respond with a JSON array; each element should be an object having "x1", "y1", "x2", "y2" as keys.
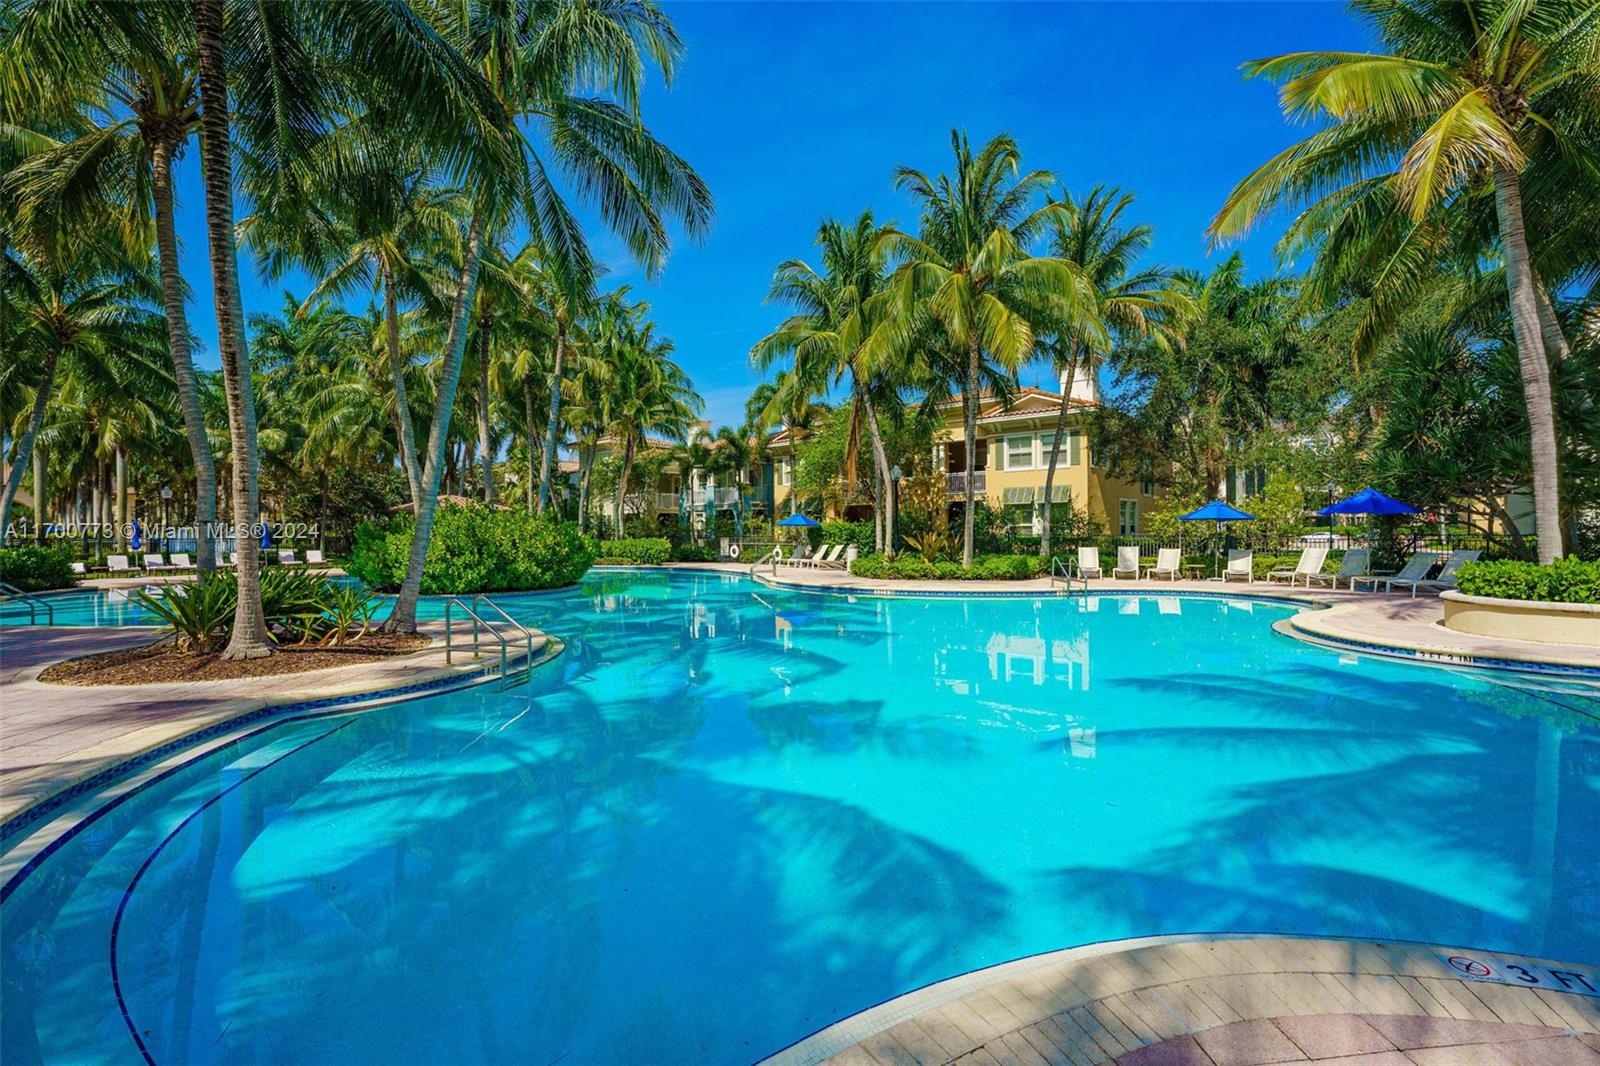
[
  {"x1": 477, "y1": 320, "x2": 494, "y2": 504},
  {"x1": 577, "y1": 442, "x2": 595, "y2": 531},
  {"x1": 381, "y1": 260, "x2": 423, "y2": 504},
  {"x1": 1041, "y1": 349, "x2": 1079, "y2": 559},
  {"x1": 383, "y1": 212, "x2": 486, "y2": 632},
  {"x1": 1533, "y1": 280, "x2": 1571, "y2": 363},
  {"x1": 194, "y1": 0, "x2": 271, "y2": 658},
  {"x1": 537, "y1": 321, "x2": 566, "y2": 513},
  {"x1": 32, "y1": 444, "x2": 45, "y2": 544},
  {"x1": 151, "y1": 136, "x2": 218, "y2": 575},
  {"x1": 614, "y1": 436, "x2": 635, "y2": 539},
  {"x1": 962, "y1": 334, "x2": 980, "y2": 567},
  {"x1": 857, "y1": 368, "x2": 893, "y2": 553},
  {"x1": 0, "y1": 346, "x2": 56, "y2": 538},
  {"x1": 1492, "y1": 165, "x2": 1563, "y2": 562},
  {"x1": 115, "y1": 448, "x2": 126, "y2": 550},
  {"x1": 524, "y1": 379, "x2": 537, "y2": 512}
]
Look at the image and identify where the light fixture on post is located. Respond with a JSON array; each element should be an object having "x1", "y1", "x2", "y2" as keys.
[{"x1": 160, "y1": 485, "x2": 173, "y2": 552}]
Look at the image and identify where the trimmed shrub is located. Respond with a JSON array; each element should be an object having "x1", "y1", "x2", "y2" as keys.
[
  {"x1": 0, "y1": 545, "x2": 77, "y2": 591},
  {"x1": 849, "y1": 553, "x2": 1046, "y2": 581},
  {"x1": 595, "y1": 537, "x2": 672, "y2": 565},
  {"x1": 347, "y1": 503, "x2": 596, "y2": 594},
  {"x1": 1456, "y1": 557, "x2": 1600, "y2": 604},
  {"x1": 671, "y1": 541, "x2": 717, "y2": 562},
  {"x1": 820, "y1": 521, "x2": 875, "y2": 554}
]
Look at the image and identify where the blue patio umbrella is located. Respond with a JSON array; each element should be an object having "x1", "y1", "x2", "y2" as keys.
[
  {"x1": 260, "y1": 522, "x2": 273, "y2": 550},
  {"x1": 775, "y1": 513, "x2": 820, "y2": 527},
  {"x1": 1178, "y1": 500, "x2": 1257, "y2": 577},
  {"x1": 130, "y1": 519, "x2": 142, "y2": 551},
  {"x1": 1317, "y1": 487, "x2": 1419, "y2": 516}
]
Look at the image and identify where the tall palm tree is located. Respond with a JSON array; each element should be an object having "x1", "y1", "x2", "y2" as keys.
[
  {"x1": 382, "y1": 0, "x2": 713, "y2": 631},
  {"x1": 605, "y1": 314, "x2": 701, "y2": 538},
  {"x1": 877, "y1": 131, "x2": 1092, "y2": 565},
  {"x1": 1037, "y1": 185, "x2": 1190, "y2": 556},
  {"x1": 754, "y1": 212, "x2": 903, "y2": 549},
  {"x1": 1209, "y1": 0, "x2": 1600, "y2": 561},
  {"x1": 1, "y1": 5, "x2": 221, "y2": 571}
]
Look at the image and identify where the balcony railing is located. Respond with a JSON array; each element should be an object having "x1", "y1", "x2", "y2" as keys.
[
  {"x1": 656, "y1": 492, "x2": 681, "y2": 511},
  {"x1": 689, "y1": 487, "x2": 742, "y2": 507},
  {"x1": 946, "y1": 470, "x2": 987, "y2": 495}
]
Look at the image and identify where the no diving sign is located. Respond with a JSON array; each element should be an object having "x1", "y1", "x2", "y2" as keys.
[{"x1": 1442, "y1": 953, "x2": 1600, "y2": 998}]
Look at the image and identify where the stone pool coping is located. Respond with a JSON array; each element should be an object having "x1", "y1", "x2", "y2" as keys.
[
  {"x1": 0, "y1": 619, "x2": 559, "y2": 834},
  {"x1": 759, "y1": 933, "x2": 1600, "y2": 1065}
]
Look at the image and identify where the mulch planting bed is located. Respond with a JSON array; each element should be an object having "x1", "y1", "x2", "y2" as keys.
[{"x1": 40, "y1": 632, "x2": 431, "y2": 685}]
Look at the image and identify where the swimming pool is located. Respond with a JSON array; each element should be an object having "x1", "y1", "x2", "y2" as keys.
[{"x1": 3, "y1": 570, "x2": 1596, "y2": 1064}]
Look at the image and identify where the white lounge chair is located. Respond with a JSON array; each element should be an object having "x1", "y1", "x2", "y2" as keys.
[
  {"x1": 1222, "y1": 549, "x2": 1253, "y2": 583},
  {"x1": 1267, "y1": 546, "x2": 1329, "y2": 586},
  {"x1": 70, "y1": 561, "x2": 86, "y2": 575},
  {"x1": 1305, "y1": 548, "x2": 1370, "y2": 589},
  {"x1": 106, "y1": 554, "x2": 134, "y2": 575},
  {"x1": 1112, "y1": 545, "x2": 1140, "y2": 580},
  {"x1": 143, "y1": 553, "x2": 172, "y2": 571},
  {"x1": 1146, "y1": 547, "x2": 1182, "y2": 581},
  {"x1": 277, "y1": 549, "x2": 303, "y2": 566},
  {"x1": 168, "y1": 553, "x2": 192, "y2": 569},
  {"x1": 304, "y1": 548, "x2": 325, "y2": 566},
  {"x1": 810, "y1": 544, "x2": 848, "y2": 570},
  {"x1": 1412, "y1": 549, "x2": 1480, "y2": 597},
  {"x1": 1075, "y1": 546, "x2": 1102, "y2": 580},
  {"x1": 795, "y1": 544, "x2": 844, "y2": 570},
  {"x1": 1351, "y1": 551, "x2": 1438, "y2": 594}
]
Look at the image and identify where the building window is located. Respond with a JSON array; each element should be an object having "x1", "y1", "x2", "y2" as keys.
[
  {"x1": 777, "y1": 459, "x2": 791, "y2": 486},
  {"x1": 1119, "y1": 498, "x2": 1139, "y2": 536},
  {"x1": 1003, "y1": 434, "x2": 1035, "y2": 471},
  {"x1": 1141, "y1": 478, "x2": 1154, "y2": 497}
]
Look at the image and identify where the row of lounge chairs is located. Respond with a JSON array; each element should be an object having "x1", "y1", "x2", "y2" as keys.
[
  {"x1": 779, "y1": 543, "x2": 849, "y2": 570},
  {"x1": 73, "y1": 549, "x2": 327, "y2": 576},
  {"x1": 1070, "y1": 545, "x2": 1478, "y2": 596}
]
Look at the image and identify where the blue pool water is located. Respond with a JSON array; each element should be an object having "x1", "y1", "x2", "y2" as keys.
[
  {"x1": 0, "y1": 588, "x2": 165, "y2": 627},
  {"x1": 2, "y1": 570, "x2": 1596, "y2": 1064}
]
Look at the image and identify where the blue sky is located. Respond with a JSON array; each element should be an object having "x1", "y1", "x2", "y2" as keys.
[{"x1": 172, "y1": 1, "x2": 1368, "y2": 430}]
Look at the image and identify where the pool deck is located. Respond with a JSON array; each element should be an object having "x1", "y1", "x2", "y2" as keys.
[
  {"x1": 763, "y1": 933, "x2": 1600, "y2": 1066},
  {"x1": 730, "y1": 564, "x2": 1600, "y2": 674},
  {"x1": 0, "y1": 619, "x2": 551, "y2": 827}
]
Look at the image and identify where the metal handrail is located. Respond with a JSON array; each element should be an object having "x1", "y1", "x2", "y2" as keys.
[
  {"x1": 443, "y1": 594, "x2": 535, "y2": 689},
  {"x1": 0, "y1": 581, "x2": 54, "y2": 624},
  {"x1": 750, "y1": 547, "x2": 781, "y2": 576},
  {"x1": 1049, "y1": 555, "x2": 1086, "y2": 594},
  {"x1": 471, "y1": 594, "x2": 536, "y2": 679}
]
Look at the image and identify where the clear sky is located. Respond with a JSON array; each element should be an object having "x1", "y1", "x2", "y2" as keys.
[{"x1": 170, "y1": 1, "x2": 1369, "y2": 431}]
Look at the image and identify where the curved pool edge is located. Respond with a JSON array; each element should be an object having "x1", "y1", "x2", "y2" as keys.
[
  {"x1": 759, "y1": 932, "x2": 1600, "y2": 1066},
  {"x1": 0, "y1": 632, "x2": 567, "y2": 881}
]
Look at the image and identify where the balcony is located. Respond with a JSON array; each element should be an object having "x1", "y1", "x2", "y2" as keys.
[
  {"x1": 946, "y1": 470, "x2": 987, "y2": 495},
  {"x1": 655, "y1": 492, "x2": 681, "y2": 511}
]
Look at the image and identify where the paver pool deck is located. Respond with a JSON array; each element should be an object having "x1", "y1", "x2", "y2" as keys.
[
  {"x1": 0, "y1": 618, "x2": 550, "y2": 825},
  {"x1": 762, "y1": 934, "x2": 1600, "y2": 1066}
]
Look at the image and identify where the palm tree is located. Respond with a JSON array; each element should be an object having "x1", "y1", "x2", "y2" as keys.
[
  {"x1": 605, "y1": 314, "x2": 701, "y2": 538},
  {"x1": 1037, "y1": 185, "x2": 1190, "y2": 556},
  {"x1": 382, "y1": 0, "x2": 713, "y2": 632},
  {"x1": 754, "y1": 212, "x2": 904, "y2": 550},
  {"x1": 1, "y1": 5, "x2": 222, "y2": 571},
  {"x1": 1208, "y1": 0, "x2": 1600, "y2": 561},
  {"x1": 0, "y1": 234, "x2": 166, "y2": 538},
  {"x1": 877, "y1": 131, "x2": 1092, "y2": 565}
]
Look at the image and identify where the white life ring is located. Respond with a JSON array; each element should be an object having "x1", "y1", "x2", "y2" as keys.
[
  {"x1": 773, "y1": 547, "x2": 783, "y2": 561},
  {"x1": 728, "y1": 543, "x2": 741, "y2": 559}
]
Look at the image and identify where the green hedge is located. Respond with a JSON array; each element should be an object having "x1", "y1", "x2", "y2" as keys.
[
  {"x1": 850, "y1": 553, "x2": 1047, "y2": 581},
  {"x1": 1456, "y1": 557, "x2": 1600, "y2": 604},
  {"x1": 347, "y1": 504, "x2": 596, "y2": 594},
  {"x1": 595, "y1": 537, "x2": 672, "y2": 565},
  {"x1": 817, "y1": 520, "x2": 875, "y2": 553},
  {"x1": 0, "y1": 545, "x2": 77, "y2": 591}
]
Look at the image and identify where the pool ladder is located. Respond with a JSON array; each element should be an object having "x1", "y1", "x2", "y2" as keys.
[
  {"x1": 443, "y1": 594, "x2": 538, "y2": 689},
  {"x1": 1048, "y1": 555, "x2": 1087, "y2": 594},
  {"x1": 0, "y1": 581, "x2": 54, "y2": 624}
]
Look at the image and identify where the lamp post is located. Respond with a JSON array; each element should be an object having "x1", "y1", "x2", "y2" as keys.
[
  {"x1": 889, "y1": 465, "x2": 902, "y2": 555},
  {"x1": 160, "y1": 485, "x2": 172, "y2": 552}
]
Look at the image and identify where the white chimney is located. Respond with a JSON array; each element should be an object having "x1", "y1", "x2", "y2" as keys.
[{"x1": 1059, "y1": 360, "x2": 1099, "y2": 405}]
